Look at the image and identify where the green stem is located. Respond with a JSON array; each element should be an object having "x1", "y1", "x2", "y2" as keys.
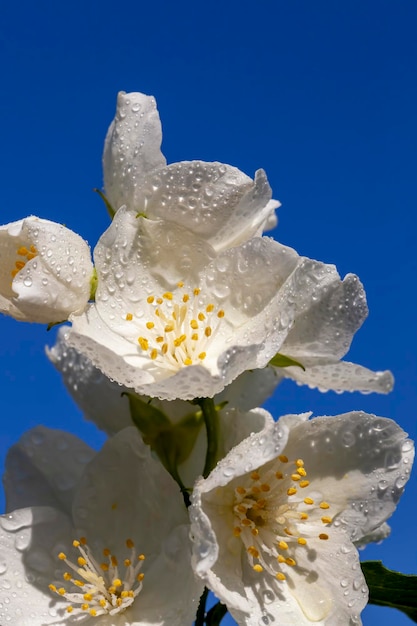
[
  {"x1": 197, "y1": 398, "x2": 219, "y2": 478},
  {"x1": 169, "y1": 465, "x2": 191, "y2": 508}
]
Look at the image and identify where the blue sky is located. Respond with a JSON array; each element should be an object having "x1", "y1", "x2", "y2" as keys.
[{"x1": 0, "y1": 1, "x2": 416, "y2": 624}]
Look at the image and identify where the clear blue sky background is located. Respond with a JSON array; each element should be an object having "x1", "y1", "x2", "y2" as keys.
[{"x1": 0, "y1": 2, "x2": 416, "y2": 624}]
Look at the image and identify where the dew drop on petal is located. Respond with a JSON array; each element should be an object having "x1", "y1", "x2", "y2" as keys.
[
  {"x1": 402, "y1": 440, "x2": 413, "y2": 453},
  {"x1": 262, "y1": 590, "x2": 275, "y2": 604}
]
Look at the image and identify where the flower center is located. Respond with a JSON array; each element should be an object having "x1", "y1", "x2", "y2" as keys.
[
  {"x1": 11, "y1": 244, "x2": 37, "y2": 279},
  {"x1": 49, "y1": 537, "x2": 145, "y2": 617},
  {"x1": 233, "y1": 456, "x2": 332, "y2": 581},
  {"x1": 127, "y1": 282, "x2": 225, "y2": 371}
]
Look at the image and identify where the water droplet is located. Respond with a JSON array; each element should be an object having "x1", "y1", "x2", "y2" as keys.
[
  {"x1": 262, "y1": 590, "x2": 275, "y2": 604},
  {"x1": 15, "y1": 530, "x2": 31, "y2": 552},
  {"x1": 402, "y1": 440, "x2": 413, "y2": 453},
  {"x1": 395, "y1": 475, "x2": 407, "y2": 489},
  {"x1": 341, "y1": 431, "x2": 355, "y2": 447},
  {"x1": 23, "y1": 277, "x2": 32, "y2": 287},
  {"x1": 378, "y1": 479, "x2": 388, "y2": 493}
]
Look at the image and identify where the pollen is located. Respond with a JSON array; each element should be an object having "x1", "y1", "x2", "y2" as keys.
[
  {"x1": 49, "y1": 536, "x2": 146, "y2": 617},
  {"x1": 11, "y1": 243, "x2": 38, "y2": 279},
  {"x1": 232, "y1": 453, "x2": 334, "y2": 589},
  {"x1": 130, "y1": 282, "x2": 225, "y2": 371}
]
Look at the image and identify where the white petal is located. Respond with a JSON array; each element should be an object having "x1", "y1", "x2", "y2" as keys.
[
  {"x1": 0, "y1": 217, "x2": 93, "y2": 323},
  {"x1": 103, "y1": 91, "x2": 166, "y2": 211},
  {"x1": 180, "y1": 407, "x2": 274, "y2": 487},
  {"x1": 3, "y1": 426, "x2": 95, "y2": 515},
  {"x1": 215, "y1": 366, "x2": 282, "y2": 410},
  {"x1": 354, "y1": 521, "x2": 391, "y2": 549},
  {"x1": 72, "y1": 427, "x2": 202, "y2": 624},
  {"x1": 261, "y1": 199, "x2": 280, "y2": 232},
  {"x1": 0, "y1": 506, "x2": 75, "y2": 625},
  {"x1": 94, "y1": 209, "x2": 216, "y2": 299},
  {"x1": 283, "y1": 412, "x2": 414, "y2": 543},
  {"x1": 219, "y1": 407, "x2": 275, "y2": 456},
  {"x1": 280, "y1": 359, "x2": 394, "y2": 394},
  {"x1": 73, "y1": 427, "x2": 188, "y2": 555},
  {"x1": 137, "y1": 162, "x2": 276, "y2": 251},
  {"x1": 47, "y1": 327, "x2": 133, "y2": 435},
  {"x1": 132, "y1": 524, "x2": 203, "y2": 626},
  {"x1": 282, "y1": 273, "x2": 368, "y2": 360}
]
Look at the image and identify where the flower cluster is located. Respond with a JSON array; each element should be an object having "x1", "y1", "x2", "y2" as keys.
[{"x1": 0, "y1": 91, "x2": 413, "y2": 626}]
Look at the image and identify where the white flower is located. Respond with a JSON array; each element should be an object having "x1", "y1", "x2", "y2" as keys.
[
  {"x1": 1, "y1": 426, "x2": 201, "y2": 625},
  {"x1": 269, "y1": 272, "x2": 393, "y2": 394},
  {"x1": 47, "y1": 326, "x2": 275, "y2": 433},
  {"x1": 67, "y1": 206, "x2": 353, "y2": 401},
  {"x1": 0, "y1": 217, "x2": 94, "y2": 324},
  {"x1": 46, "y1": 327, "x2": 274, "y2": 487},
  {"x1": 46, "y1": 326, "x2": 133, "y2": 435},
  {"x1": 190, "y1": 412, "x2": 414, "y2": 626},
  {"x1": 102, "y1": 91, "x2": 279, "y2": 250}
]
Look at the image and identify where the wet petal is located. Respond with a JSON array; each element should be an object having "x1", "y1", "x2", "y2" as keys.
[{"x1": 103, "y1": 91, "x2": 166, "y2": 212}]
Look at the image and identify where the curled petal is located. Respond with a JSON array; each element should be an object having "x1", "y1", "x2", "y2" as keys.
[
  {"x1": 103, "y1": 91, "x2": 166, "y2": 211},
  {"x1": 0, "y1": 217, "x2": 93, "y2": 323}
]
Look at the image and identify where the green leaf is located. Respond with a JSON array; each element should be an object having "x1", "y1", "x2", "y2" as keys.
[
  {"x1": 124, "y1": 393, "x2": 172, "y2": 439},
  {"x1": 269, "y1": 353, "x2": 306, "y2": 371},
  {"x1": 361, "y1": 560, "x2": 417, "y2": 621},
  {"x1": 93, "y1": 188, "x2": 116, "y2": 219},
  {"x1": 124, "y1": 393, "x2": 203, "y2": 488},
  {"x1": 89, "y1": 268, "x2": 98, "y2": 301}
]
